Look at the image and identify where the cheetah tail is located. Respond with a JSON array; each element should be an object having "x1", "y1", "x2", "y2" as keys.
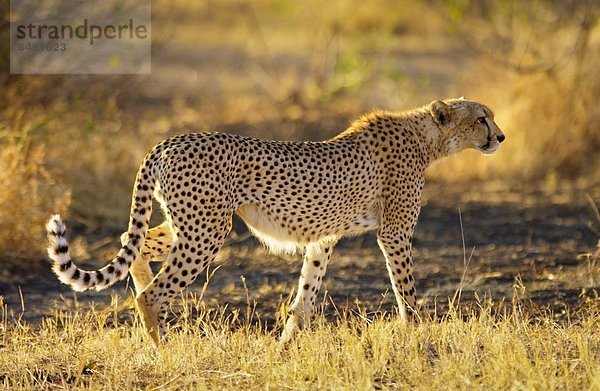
[{"x1": 46, "y1": 163, "x2": 155, "y2": 292}]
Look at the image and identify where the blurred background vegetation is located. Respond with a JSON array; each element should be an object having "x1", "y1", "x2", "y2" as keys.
[{"x1": 0, "y1": 0, "x2": 599, "y2": 260}]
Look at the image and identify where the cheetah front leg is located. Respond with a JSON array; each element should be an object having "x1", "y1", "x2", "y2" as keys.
[
  {"x1": 377, "y1": 185, "x2": 422, "y2": 323},
  {"x1": 280, "y1": 242, "x2": 335, "y2": 344},
  {"x1": 377, "y1": 226, "x2": 417, "y2": 322}
]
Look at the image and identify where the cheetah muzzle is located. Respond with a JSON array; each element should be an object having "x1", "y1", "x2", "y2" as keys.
[{"x1": 46, "y1": 98, "x2": 505, "y2": 344}]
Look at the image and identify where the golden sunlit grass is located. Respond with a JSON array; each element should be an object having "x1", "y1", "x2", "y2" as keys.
[
  {"x1": 0, "y1": 117, "x2": 70, "y2": 259},
  {"x1": 0, "y1": 294, "x2": 598, "y2": 390}
]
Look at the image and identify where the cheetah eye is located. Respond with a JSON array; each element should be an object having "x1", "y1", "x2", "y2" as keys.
[{"x1": 477, "y1": 117, "x2": 487, "y2": 125}]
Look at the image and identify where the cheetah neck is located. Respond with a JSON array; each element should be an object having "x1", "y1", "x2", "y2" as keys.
[
  {"x1": 382, "y1": 109, "x2": 453, "y2": 166},
  {"x1": 331, "y1": 107, "x2": 455, "y2": 167},
  {"x1": 408, "y1": 108, "x2": 455, "y2": 164}
]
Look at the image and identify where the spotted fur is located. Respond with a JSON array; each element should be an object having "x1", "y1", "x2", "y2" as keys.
[{"x1": 47, "y1": 98, "x2": 504, "y2": 343}]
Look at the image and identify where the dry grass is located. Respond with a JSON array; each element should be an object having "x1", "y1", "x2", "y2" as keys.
[
  {"x1": 0, "y1": 115, "x2": 70, "y2": 259},
  {"x1": 0, "y1": 295, "x2": 598, "y2": 390},
  {"x1": 427, "y1": 0, "x2": 600, "y2": 182}
]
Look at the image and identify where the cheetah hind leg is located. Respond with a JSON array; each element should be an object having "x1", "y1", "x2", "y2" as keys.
[
  {"x1": 120, "y1": 221, "x2": 174, "y2": 295},
  {"x1": 118, "y1": 221, "x2": 173, "y2": 339},
  {"x1": 136, "y1": 292, "x2": 161, "y2": 344},
  {"x1": 136, "y1": 213, "x2": 233, "y2": 344},
  {"x1": 126, "y1": 218, "x2": 231, "y2": 293}
]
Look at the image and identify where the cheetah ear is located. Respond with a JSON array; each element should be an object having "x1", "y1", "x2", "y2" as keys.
[
  {"x1": 458, "y1": 96, "x2": 465, "y2": 101},
  {"x1": 430, "y1": 100, "x2": 451, "y2": 127}
]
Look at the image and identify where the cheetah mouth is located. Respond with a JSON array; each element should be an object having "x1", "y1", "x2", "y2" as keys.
[{"x1": 478, "y1": 141, "x2": 498, "y2": 154}]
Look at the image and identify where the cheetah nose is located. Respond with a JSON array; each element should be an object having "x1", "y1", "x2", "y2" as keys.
[{"x1": 496, "y1": 134, "x2": 505, "y2": 143}]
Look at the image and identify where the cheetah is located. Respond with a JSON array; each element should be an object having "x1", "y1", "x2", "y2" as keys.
[{"x1": 46, "y1": 98, "x2": 504, "y2": 343}]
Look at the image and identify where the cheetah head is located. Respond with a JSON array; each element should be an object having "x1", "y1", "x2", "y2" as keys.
[{"x1": 430, "y1": 97, "x2": 505, "y2": 156}]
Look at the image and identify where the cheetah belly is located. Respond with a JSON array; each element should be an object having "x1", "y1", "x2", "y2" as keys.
[
  {"x1": 236, "y1": 203, "x2": 312, "y2": 254},
  {"x1": 236, "y1": 202, "x2": 379, "y2": 254}
]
